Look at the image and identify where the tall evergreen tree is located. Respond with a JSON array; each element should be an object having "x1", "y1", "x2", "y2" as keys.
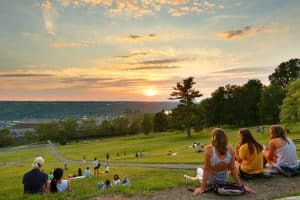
[{"x1": 169, "y1": 77, "x2": 202, "y2": 137}]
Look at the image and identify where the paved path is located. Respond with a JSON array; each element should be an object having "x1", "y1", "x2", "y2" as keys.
[
  {"x1": 0, "y1": 143, "x2": 48, "y2": 152},
  {"x1": 47, "y1": 140, "x2": 70, "y2": 163}
]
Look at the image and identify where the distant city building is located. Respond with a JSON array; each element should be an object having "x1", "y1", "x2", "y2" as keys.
[{"x1": 9, "y1": 118, "x2": 58, "y2": 138}]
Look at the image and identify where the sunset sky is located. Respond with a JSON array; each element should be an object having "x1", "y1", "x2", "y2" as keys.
[{"x1": 0, "y1": 0, "x2": 299, "y2": 101}]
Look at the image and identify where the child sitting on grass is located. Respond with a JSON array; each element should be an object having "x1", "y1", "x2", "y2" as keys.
[{"x1": 85, "y1": 167, "x2": 91, "y2": 178}]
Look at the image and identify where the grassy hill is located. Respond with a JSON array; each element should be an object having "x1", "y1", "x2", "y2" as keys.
[
  {"x1": 0, "y1": 123, "x2": 299, "y2": 199},
  {"x1": 57, "y1": 123, "x2": 300, "y2": 164}
]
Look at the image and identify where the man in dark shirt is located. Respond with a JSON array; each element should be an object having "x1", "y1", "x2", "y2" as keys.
[{"x1": 22, "y1": 156, "x2": 48, "y2": 194}]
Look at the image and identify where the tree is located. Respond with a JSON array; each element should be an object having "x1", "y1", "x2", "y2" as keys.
[
  {"x1": 280, "y1": 79, "x2": 300, "y2": 123},
  {"x1": 153, "y1": 110, "x2": 168, "y2": 132},
  {"x1": 98, "y1": 119, "x2": 113, "y2": 137},
  {"x1": 0, "y1": 129, "x2": 13, "y2": 146},
  {"x1": 242, "y1": 79, "x2": 263, "y2": 125},
  {"x1": 61, "y1": 119, "x2": 78, "y2": 140},
  {"x1": 111, "y1": 116, "x2": 129, "y2": 136},
  {"x1": 141, "y1": 114, "x2": 153, "y2": 135},
  {"x1": 169, "y1": 77, "x2": 202, "y2": 137},
  {"x1": 35, "y1": 122, "x2": 58, "y2": 141},
  {"x1": 209, "y1": 86, "x2": 226, "y2": 126},
  {"x1": 82, "y1": 118, "x2": 96, "y2": 136},
  {"x1": 258, "y1": 85, "x2": 285, "y2": 124},
  {"x1": 23, "y1": 130, "x2": 37, "y2": 142},
  {"x1": 128, "y1": 115, "x2": 142, "y2": 135},
  {"x1": 269, "y1": 58, "x2": 300, "y2": 89}
]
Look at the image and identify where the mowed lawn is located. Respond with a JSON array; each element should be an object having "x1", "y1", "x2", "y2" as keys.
[
  {"x1": 0, "y1": 123, "x2": 299, "y2": 200},
  {"x1": 0, "y1": 149, "x2": 191, "y2": 200},
  {"x1": 57, "y1": 123, "x2": 300, "y2": 164}
]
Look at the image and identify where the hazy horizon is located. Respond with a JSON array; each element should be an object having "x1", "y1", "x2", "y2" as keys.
[{"x1": 0, "y1": 0, "x2": 299, "y2": 101}]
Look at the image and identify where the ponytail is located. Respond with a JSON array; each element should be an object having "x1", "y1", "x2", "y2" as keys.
[
  {"x1": 50, "y1": 168, "x2": 64, "y2": 193},
  {"x1": 50, "y1": 179, "x2": 58, "y2": 193}
]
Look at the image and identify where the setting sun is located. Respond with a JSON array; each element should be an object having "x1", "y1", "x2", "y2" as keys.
[{"x1": 144, "y1": 89, "x2": 157, "y2": 97}]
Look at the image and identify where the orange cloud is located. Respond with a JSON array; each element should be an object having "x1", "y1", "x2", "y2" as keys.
[
  {"x1": 50, "y1": 42, "x2": 83, "y2": 48},
  {"x1": 58, "y1": 0, "x2": 222, "y2": 17},
  {"x1": 40, "y1": 0, "x2": 52, "y2": 10}
]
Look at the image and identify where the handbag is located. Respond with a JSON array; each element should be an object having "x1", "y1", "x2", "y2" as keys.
[{"x1": 211, "y1": 183, "x2": 245, "y2": 196}]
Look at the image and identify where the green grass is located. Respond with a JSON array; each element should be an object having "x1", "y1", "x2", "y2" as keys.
[
  {"x1": 57, "y1": 123, "x2": 300, "y2": 164},
  {"x1": 0, "y1": 162, "x2": 192, "y2": 200},
  {"x1": 0, "y1": 123, "x2": 299, "y2": 200},
  {"x1": 0, "y1": 147, "x2": 58, "y2": 165}
]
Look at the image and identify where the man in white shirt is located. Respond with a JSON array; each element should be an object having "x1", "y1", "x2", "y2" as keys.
[{"x1": 93, "y1": 158, "x2": 100, "y2": 176}]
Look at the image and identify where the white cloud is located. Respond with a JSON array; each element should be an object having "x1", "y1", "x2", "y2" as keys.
[{"x1": 41, "y1": 0, "x2": 57, "y2": 35}]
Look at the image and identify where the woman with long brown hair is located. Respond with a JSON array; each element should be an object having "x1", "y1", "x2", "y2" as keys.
[
  {"x1": 194, "y1": 128, "x2": 253, "y2": 195},
  {"x1": 264, "y1": 125, "x2": 298, "y2": 170},
  {"x1": 47, "y1": 168, "x2": 71, "y2": 193},
  {"x1": 236, "y1": 129, "x2": 264, "y2": 178}
]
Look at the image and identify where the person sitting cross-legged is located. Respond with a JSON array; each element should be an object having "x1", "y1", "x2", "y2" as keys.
[
  {"x1": 264, "y1": 125, "x2": 299, "y2": 175},
  {"x1": 194, "y1": 128, "x2": 254, "y2": 195},
  {"x1": 235, "y1": 129, "x2": 264, "y2": 179}
]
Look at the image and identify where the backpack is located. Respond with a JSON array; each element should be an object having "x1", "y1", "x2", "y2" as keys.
[{"x1": 211, "y1": 183, "x2": 245, "y2": 196}]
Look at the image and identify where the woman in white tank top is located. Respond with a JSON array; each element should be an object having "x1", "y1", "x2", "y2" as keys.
[
  {"x1": 47, "y1": 168, "x2": 71, "y2": 193},
  {"x1": 264, "y1": 125, "x2": 298, "y2": 169}
]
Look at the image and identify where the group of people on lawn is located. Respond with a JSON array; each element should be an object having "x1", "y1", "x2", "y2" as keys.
[
  {"x1": 193, "y1": 125, "x2": 299, "y2": 195},
  {"x1": 22, "y1": 156, "x2": 126, "y2": 194},
  {"x1": 22, "y1": 124, "x2": 299, "y2": 196}
]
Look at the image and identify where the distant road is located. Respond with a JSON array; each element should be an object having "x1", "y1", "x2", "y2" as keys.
[{"x1": 0, "y1": 143, "x2": 48, "y2": 152}]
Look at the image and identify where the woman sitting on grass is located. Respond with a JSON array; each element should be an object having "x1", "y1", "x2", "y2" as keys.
[
  {"x1": 48, "y1": 168, "x2": 71, "y2": 193},
  {"x1": 235, "y1": 129, "x2": 264, "y2": 179},
  {"x1": 194, "y1": 128, "x2": 253, "y2": 195},
  {"x1": 113, "y1": 174, "x2": 121, "y2": 185},
  {"x1": 264, "y1": 125, "x2": 298, "y2": 173}
]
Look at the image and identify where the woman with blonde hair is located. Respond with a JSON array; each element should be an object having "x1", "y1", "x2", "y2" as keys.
[{"x1": 194, "y1": 128, "x2": 253, "y2": 195}]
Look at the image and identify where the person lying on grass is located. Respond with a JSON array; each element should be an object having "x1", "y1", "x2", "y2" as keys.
[
  {"x1": 194, "y1": 128, "x2": 254, "y2": 195},
  {"x1": 48, "y1": 168, "x2": 71, "y2": 193},
  {"x1": 235, "y1": 129, "x2": 264, "y2": 179}
]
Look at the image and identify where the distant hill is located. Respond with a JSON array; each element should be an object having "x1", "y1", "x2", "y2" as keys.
[{"x1": 0, "y1": 101, "x2": 177, "y2": 120}]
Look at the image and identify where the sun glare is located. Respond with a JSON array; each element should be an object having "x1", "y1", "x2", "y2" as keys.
[{"x1": 144, "y1": 89, "x2": 157, "y2": 97}]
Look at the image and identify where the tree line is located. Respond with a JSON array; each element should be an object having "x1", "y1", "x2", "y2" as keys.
[
  {"x1": 0, "y1": 58, "x2": 299, "y2": 145},
  {"x1": 167, "y1": 58, "x2": 300, "y2": 136}
]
